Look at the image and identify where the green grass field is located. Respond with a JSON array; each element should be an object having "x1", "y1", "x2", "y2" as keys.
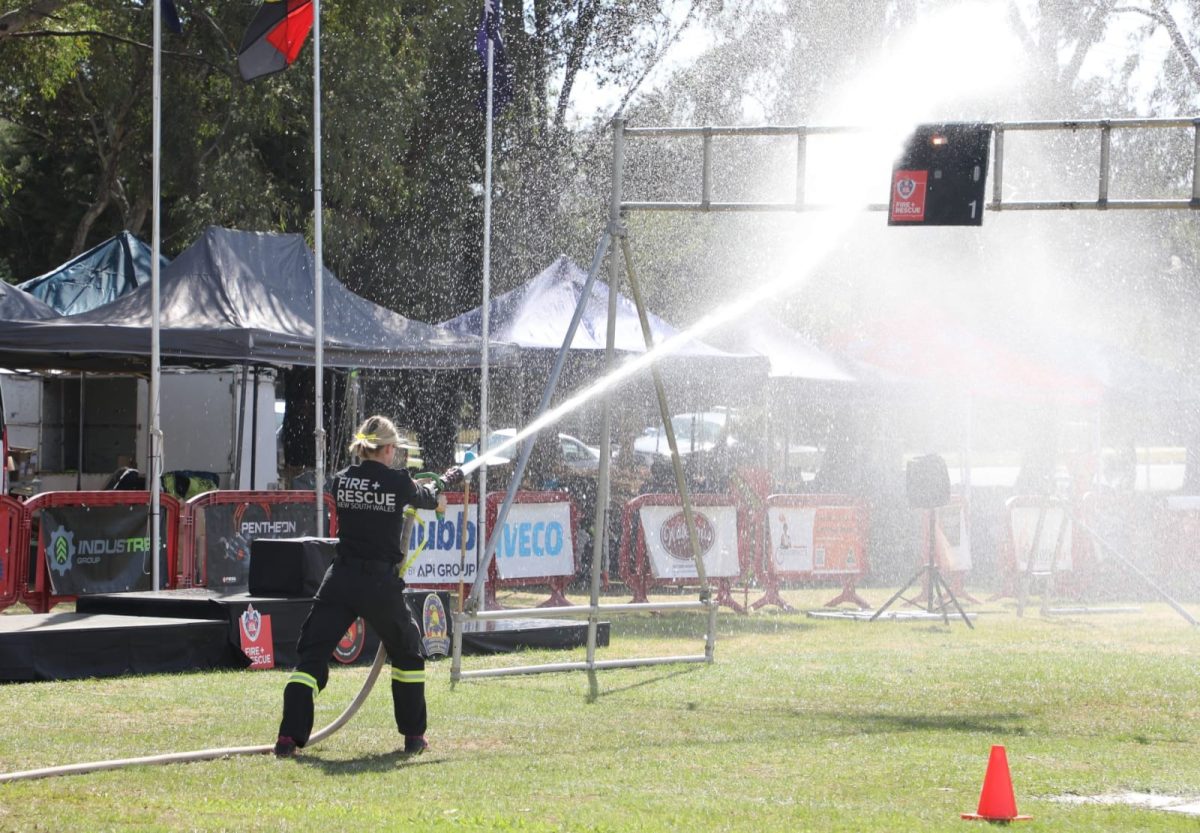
[{"x1": 1, "y1": 589, "x2": 1198, "y2": 832}]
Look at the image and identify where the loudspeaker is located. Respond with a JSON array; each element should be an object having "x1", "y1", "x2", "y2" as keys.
[
  {"x1": 248, "y1": 537, "x2": 337, "y2": 597},
  {"x1": 907, "y1": 454, "x2": 950, "y2": 509}
]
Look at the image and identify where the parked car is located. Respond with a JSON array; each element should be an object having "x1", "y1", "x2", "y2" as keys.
[
  {"x1": 456, "y1": 429, "x2": 602, "y2": 472},
  {"x1": 633, "y1": 410, "x2": 737, "y2": 466}
]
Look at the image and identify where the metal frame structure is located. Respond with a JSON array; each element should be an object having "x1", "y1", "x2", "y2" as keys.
[
  {"x1": 452, "y1": 119, "x2": 721, "y2": 693},
  {"x1": 450, "y1": 114, "x2": 1200, "y2": 688},
  {"x1": 620, "y1": 116, "x2": 1200, "y2": 214}
]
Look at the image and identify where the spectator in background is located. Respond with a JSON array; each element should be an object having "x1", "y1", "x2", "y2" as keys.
[{"x1": 523, "y1": 431, "x2": 567, "y2": 491}]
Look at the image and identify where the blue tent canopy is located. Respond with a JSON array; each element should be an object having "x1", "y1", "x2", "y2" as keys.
[{"x1": 18, "y1": 232, "x2": 168, "y2": 316}]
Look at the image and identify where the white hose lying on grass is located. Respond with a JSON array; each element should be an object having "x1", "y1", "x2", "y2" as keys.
[{"x1": 0, "y1": 643, "x2": 388, "y2": 784}]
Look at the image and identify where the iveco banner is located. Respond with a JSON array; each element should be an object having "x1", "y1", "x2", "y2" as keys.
[
  {"x1": 42, "y1": 504, "x2": 168, "y2": 595},
  {"x1": 203, "y1": 500, "x2": 329, "y2": 593},
  {"x1": 493, "y1": 501, "x2": 574, "y2": 580}
]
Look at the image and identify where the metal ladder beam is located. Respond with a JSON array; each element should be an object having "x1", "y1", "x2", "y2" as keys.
[{"x1": 620, "y1": 116, "x2": 1200, "y2": 214}]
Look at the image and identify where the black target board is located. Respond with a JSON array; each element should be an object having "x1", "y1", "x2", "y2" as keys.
[{"x1": 889, "y1": 123, "x2": 991, "y2": 226}]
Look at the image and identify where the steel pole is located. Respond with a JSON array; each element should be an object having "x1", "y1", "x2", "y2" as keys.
[
  {"x1": 150, "y1": 0, "x2": 163, "y2": 590},
  {"x1": 312, "y1": 0, "x2": 326, "y2": 535}
]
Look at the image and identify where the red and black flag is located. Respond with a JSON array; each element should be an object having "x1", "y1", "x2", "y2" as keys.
[{"x1": 238, "y1": 0, "x2": 314, "y2": 81}]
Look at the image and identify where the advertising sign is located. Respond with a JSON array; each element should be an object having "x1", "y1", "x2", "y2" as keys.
[
  {"x1": 767, "y1": 505, "x2": 861, "y2": 576},
  {"x1": 403, "y1": 503, "x2": 480, "y2": 585},
  {"x1": 333, "y1": 617, "x2": 366, "y2": 664},
  {"x1": 42, "y1": 504, "x2": 168, "y2": 595},
  {"x1": 889, "y1": 169, "x2": 928, "y2": 222},
  {"x1": 203, "y1": 500, "x2": 328, "y2": 593},
  {"x1": 1011, "y1": 506, "x2": 1073, "y2": 572},
  {"x1": 421, "y1": 593, "x2": 451, "y2": 657},
  {"x1": 638, "y1": 504, "x2": 740, "y2": 579},
  {"x1": 238, "y1": 604, "x2": 275, "y2": 669},
  {"x1": 935, "y1": 503, "x2": 971, "y2": 571},
  {"x1": 493, "y1": 501, "x2": 574, "y2": 580}
]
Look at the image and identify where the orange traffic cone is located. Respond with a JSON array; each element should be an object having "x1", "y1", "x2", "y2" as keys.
[{"x1": 961, "y1": 745, "x2": 1032, "y2": 822}]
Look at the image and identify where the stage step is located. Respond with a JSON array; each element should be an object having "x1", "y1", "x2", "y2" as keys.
[{"x1": 0, "y1": 590, "x2": 610, "y2": 682}]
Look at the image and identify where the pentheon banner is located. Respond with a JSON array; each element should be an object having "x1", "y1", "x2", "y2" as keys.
[
  {"x1": 43, "y1": 504, "x2": 167, "y2": 596},
  {"x1": 203, "y1": 499, "x2": 329, "y2": 593}
]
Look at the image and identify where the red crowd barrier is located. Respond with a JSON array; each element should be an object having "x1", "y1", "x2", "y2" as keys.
[
  {"x1": 995, "y1": 494, "x2": 1082, "y2": 602},
  {"x1": 619, "y1": 493, "x2": 748, "y2": 612},
  {"x1": 19, "y1": 491, "x2": 182, "y2": 613},
  {"x1": 1158, "y1": 494, "x2": 1200, "y2": 598},
  {"x1": 0, "y1": 495, "x2": 23, "y2": 611},
  {"x1": 182, "y1": 490, "x2": 338, "y2": 591},
  {"x1": 899, "y1": 498, "x2": 980, "y2": 607},
  {"x1": 486, "y1": 491, "x2": 578, "y2": 607},
  {"x1": 750, "y1": 494, "x2": 871, "y2": 611}
]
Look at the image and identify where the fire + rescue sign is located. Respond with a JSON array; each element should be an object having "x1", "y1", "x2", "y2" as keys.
[{"x1": 888, "y1": 123, "x2": 990, "y2": 226}]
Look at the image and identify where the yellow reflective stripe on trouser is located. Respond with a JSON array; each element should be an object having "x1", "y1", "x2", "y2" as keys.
[
  {"x1": 391, "y1": 668, "x2": 425, "y2": 684},
  {"x1": 288, "y1": 671, "x2": 320, "y2": 692}
]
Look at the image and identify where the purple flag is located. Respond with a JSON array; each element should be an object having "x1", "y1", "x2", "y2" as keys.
[{"x1": 475, "y1": 0, "x2": 513, "y2": 112}]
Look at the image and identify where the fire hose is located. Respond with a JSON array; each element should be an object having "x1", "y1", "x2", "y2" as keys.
[{"x1": 0, "y1": 504, "x2": 433, "y2": 783}]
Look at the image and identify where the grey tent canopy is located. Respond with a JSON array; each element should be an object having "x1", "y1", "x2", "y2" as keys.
[
  {"x1": 18, "y1": 231, "x2": 167, "y2": 316},
  {"x1": 0, "y1": 281, "x2": 58, "y2": 321},
  {"x1": 439, "y1": 254, "x2": 764, "y2": 364},
  {"x1": 0, "y1": 226, "x2": 507, "y2": 371},
  {"x1": 707, "y1": 312, "x2": 855, "y2": 383}
]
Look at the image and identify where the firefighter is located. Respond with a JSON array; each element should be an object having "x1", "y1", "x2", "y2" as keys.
[{"x1": 274, "y1": 414, "x2": 462, "y2": 758}]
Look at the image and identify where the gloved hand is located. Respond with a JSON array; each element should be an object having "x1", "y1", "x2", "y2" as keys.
[{"x1": 441, "y1": 466, "x2": 464, "y2": 489}]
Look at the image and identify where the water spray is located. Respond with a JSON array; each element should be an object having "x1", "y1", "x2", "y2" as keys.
[
  {"x1": 459, "y1": 205, "x2": 874, "y2": 481},
  {"x1": 0, "y1": 503, "x2": 435, "y2": 783}
]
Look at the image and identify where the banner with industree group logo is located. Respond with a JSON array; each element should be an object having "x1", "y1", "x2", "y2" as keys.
[{"x1": 43, "y1": 505, "x2": 167, "y2": 595}]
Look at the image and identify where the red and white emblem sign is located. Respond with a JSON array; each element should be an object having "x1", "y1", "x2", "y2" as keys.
[
  {"x1": 889, "y1": 169, "x2": 928, "y2": 222},
  {"x1": 239, "y1": 604, "x2": 275, "y2": 669},
  {"x1": 333, "y1": 617, "x2": 366, "y2": 664},
  {"x1": 659, "y1": 511, "x2": 715, "y2": 561}
]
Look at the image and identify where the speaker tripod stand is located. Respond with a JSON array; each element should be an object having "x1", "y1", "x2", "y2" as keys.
[{"x1": 870, "y1": 506, "x2": 973, "y2": 627}]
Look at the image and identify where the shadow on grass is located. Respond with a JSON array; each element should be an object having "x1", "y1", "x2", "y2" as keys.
[
  {"x1": 808, "y1": 709, "x2": 1031, "y2": 736},
  {"x1": 293, "y1": 750, "x2": 450, "y2": 775},
  {"x1": 586, "y1": 665, "x2": 704, "y2": 703},
  {"x1": 609, "y1": 612, "x2": 820, "y2": 640}
]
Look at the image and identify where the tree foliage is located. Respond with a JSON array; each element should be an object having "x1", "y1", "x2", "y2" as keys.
[{"x1": 0, "y1": 0, "x2": 715, "y2": 323}]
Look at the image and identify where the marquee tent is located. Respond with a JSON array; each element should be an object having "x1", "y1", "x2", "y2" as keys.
[
  {"x1": 18, "y1": 232, "x2": 167, "y2": 316},
  {"x1": 0, "y1": 226, "x2": 506, "y2": 371},
  {"x1": 707, "y1": 312, "x2": 855, "y2": 384},
  {"x1": 0, "y1": 281, "x2": 57, "y2": 322},
  {"x1": 439, "y1": 254, "x2": 767, "y2": 370}
]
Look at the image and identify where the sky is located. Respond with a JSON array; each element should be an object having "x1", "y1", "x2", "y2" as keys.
[{"x1": 565, "y1": 0, "x2": 1198, "y2": 127}]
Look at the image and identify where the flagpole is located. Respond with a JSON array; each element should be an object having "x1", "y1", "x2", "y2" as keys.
[
  {"x1": 149, "y1": 0, "x2": 163, "y2": 591},
  {"x1": 477, "y1": 36, "x2": 494, "y2": 597},
  {"x1": 312, "y1": 0, "x2": 326, "y2": 535}
]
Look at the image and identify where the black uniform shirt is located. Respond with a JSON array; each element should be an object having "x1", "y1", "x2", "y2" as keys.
[{"x1": 333, "y1": 460, "x2": 440, "y2": 565}]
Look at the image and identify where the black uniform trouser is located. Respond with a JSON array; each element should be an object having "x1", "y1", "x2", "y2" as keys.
[{"x1": 277, "y1": 560, "x2": 427, "y2": 747}]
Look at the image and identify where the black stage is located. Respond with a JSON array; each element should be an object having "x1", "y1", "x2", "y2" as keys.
[
  {"x1": 1, "y1": 590, "x2": 608, "y2": 682},
  {"x1": 0, "y1": 612, "x2": 235, "y2": 682}
]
